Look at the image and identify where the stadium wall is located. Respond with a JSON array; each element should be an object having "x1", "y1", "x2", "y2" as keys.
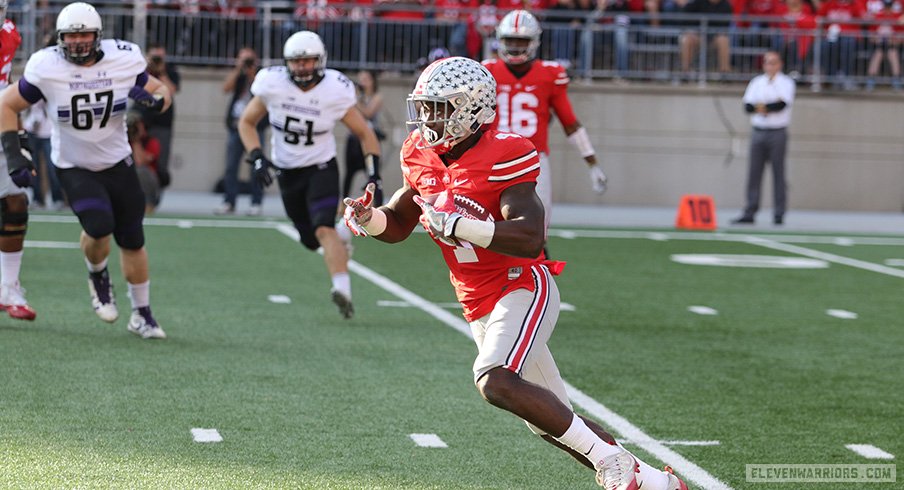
[{"x1": 172, "y1": 67, "x2": 904, "y2": 212}]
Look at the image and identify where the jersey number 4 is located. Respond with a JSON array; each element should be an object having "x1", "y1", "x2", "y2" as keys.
[
  {"x1": 495, "y1": 92, "x2": 539, "y2": 138},
  {"x1": 283, "y1": 116, "x2": 314, "y2": 146},
  {"x1": 71, "y1": 90, "x2": 113, "y2": 130}
]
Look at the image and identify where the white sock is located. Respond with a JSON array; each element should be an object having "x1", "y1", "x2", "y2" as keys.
[
  {"x1": 555, "y1": 414, "x2": 622, "y2": 466},
  {"x1": 617, "y1": 442, "x2": 670, "y2": 490},
  {"x1": 0, "y1": 250, "x2": 23, "y2": 287},
  {"x1": 127, "y1": 280, "x2": 150, "y2": 309},
  {"x1": 85, "y1": 257, "x2": 108, "y2": 273},
  {"x1": 331, "y1": 272, "x2": 351, "y2": 298}
]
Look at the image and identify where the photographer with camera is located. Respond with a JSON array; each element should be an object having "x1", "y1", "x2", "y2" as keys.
[
  {"x1": 136, "y1": 44, "x2": 179, "y2": 197},
  {"x1": 217, "y1": 46, "x2": 267, "y2": 216}
]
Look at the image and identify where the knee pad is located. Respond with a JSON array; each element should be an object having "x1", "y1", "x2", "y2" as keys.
[
  {"x1": 79, "y1": 211, "x2": 115, "y2": 239},
  {"x1": 113, "y1": 220, "x2": 145, "y2": 250},
  {"x1": 0, "y1": 195, "x2": 28, "y2": 237},
  {"x1": 297, "y1": 225, "x2": 321, "y2": 251}
]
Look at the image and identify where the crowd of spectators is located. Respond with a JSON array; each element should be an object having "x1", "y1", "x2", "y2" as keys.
[
  {"x1": 100, "y1": 0, "x2": 902, "y2": 88},
  {"x1": 8, "y1": 0, "x2": 891, "y2": 88}
]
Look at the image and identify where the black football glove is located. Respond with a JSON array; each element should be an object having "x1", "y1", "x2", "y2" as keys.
[
  {"x1": 157, "y1": 168, "x2": 171, "y2": 188},
  {"x1": 246, "y1": 148, "x2": 276, "y2": 188},
  {"x1": 2, "y1": 131, "x2": 35, "y2": 188},
  {"x1": 128, "y1": 86, "x2": 165, "y2": 113},
  {"x1": 364, "y1": 154, "x2": 383, "y2": 206}
]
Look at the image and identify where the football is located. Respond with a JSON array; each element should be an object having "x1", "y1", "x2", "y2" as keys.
[{"x1": 433, "y1": 190, "x2": 494, "y2": 224}]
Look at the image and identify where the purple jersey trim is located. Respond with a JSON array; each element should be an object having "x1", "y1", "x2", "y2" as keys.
[
  {"x1": 18, "y1": 78, "x2": 44, "y2": 104},
  {"x1": 135, "y1": 70, "x2": 149, "y2": 87}
]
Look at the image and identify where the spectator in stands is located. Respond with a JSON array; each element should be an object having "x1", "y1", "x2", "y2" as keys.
[
  {"x1": 865, "y1": 0, "x2": 903, "y2": 90},
  {"x1": 475, "y1": 0, "x2": 501, "y2": 58},
  {"x1": 343, "y1": 70, "x2": 385, "y2": 198},
  {"x1": 23, "y1": 100, "x2": 65, "y2": 211},
  {"x1": 375, "y1": 0, "x2": 426, "y2": 66},
  {"x1": 733, "y1": 51, "x2": 795, "y2": 226},
  {"x1": 817, "y1": 0, "x2": 865, "y2": 90},
  {"x1": 138, "y1": 44, "x2": 178, "y2": 197},
  {"x1": 435, "y1": 0, "x2": 478, "y2": 57},
  {"x1": 127, "y1": 112, "x2": 162, "y2": 215},
  {"x1": 497, "y1": 0, "x2": 550, "y2": 10},
  {"x1": 772, "y1": 0, "x2": 816, "y2": 79},
  {"x1": 679, "y1": 0, "x2": 733, "y2": 78},
  {"x1": 549, "y1": 0, "x2": 595, "y2": 70},
  {"x1": 217, "y1": 47, "x2": 267, "y2": 216}
]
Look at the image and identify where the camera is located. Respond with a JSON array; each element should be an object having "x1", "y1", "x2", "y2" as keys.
[
  {"x1": 242, "y1": 57, "x2": 255, "y2": 68},
  {"x1": 149, "y1": 55, "x2": 163, "y2": 64}
]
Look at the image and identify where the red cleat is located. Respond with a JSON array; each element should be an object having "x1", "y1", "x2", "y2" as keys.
[
  {"x1": 664, "y1": 465, "x2": 689, "y2": 490},
  {"x1": 0, "y1": 283, "x2": 36, "y2": 321}
]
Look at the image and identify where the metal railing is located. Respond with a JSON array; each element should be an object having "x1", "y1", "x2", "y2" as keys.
[{"x1": 9, "y1": 1, "x2": 904, "y2": 91}]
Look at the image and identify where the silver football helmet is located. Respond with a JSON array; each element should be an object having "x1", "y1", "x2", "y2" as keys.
[
  {"x1": 406, "y1": 57, "x2": 496, "y2": 153},
  {"x1": 283, "y1": 31, "x2": 327, "y2": 88},
  {"x1": 56, "y1": 2, "x2": 103, "y2": 65},
  {"x1": 496, "y1": 10, "x2": 542, "y2": 65}
]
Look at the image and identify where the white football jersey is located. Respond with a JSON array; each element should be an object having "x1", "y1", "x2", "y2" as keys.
[
  {"x1": 23, "y1": 39, "x2": 147, "y2": 171},
  {"x1": 250, "y1": 67, "x2": 356, "y2": 169}
]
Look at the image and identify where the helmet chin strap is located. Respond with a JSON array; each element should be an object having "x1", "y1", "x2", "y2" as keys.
[{"x1": 291, "y1": 70, "x2": 323, "y2": 89}]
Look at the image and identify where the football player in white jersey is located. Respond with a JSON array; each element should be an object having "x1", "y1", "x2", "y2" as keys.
[
  {"x1": 237, "y1": 31, "x2": 381, "y2": 319},
  {"x1": 0, "y1": 2, "x2": 172, "y2": 339}
]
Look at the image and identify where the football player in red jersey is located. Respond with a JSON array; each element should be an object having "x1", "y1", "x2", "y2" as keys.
[
  {"x1": 344, "y1": 57, "x2": 686, "y2": 490},
  {"x1": 0, "y1": 0, "x2": 36, "y2": 321},
  {"x1": 483, "y1": 10, "x2": 608, "y2": 236}
]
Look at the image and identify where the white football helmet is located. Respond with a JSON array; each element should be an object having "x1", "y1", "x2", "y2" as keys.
[
  {"x1": 496, "y1": 10, "x2": 542, "y2": 65},
  {"x1": 56, "y1": 2, "x2": 103, "y2": 65},
  {"x1": 283, "y1": 31, "x2": 327, "y2": 88},
  {"x1": 406, "y1": 57, "x2": 496, "y2": 153}
]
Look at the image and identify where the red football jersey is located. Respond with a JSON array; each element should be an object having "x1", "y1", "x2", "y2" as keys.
[
  {"x1": 401, "y1": 129, "x2": 543, "y2": 321},
  {"x1": 0, "y1": 19, "x2": 21, "y2": 89},
  {"x1": 482, "y1": 58, "x2": 577, "y2": 155}
]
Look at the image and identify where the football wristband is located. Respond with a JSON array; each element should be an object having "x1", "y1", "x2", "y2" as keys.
[
  {"x1": 363, "y1": 208, "x2": 387, "y2": 236},
  {"x1": 452, "y1": 217, "x2": 494, "y2": 249},
  {"x1": 567, "y1": 127, "x2": 595, "y2": 158}
]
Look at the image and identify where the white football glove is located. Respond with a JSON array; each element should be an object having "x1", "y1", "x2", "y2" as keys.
[
  {"x1": 413, "y1": 195, "x2": 462, "y2": 247},
  {"x1": 589, "y1": 165, "x2": 608, "y2": 195},
  {"x1": 342, "y1": 182, "x2": 377, "y2": 236}
]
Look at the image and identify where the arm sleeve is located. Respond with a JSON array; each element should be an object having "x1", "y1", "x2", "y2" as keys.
[
  {"x1": 764, "y1": 101, "x2": 787, "y2": 112},
  {"x1": 18, "y1": 78, "x2": 45, "y2": 104},
  {"x1": 489, "y1": 137, "x2": 541, "y2": 187},
  {"x1": 549, "y1": 66, "x2": 578, "y2": 128},
  {"x1": 135, "y1": 70, "x2": 149, "y2": 87}
]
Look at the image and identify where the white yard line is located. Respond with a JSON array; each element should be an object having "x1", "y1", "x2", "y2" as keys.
[
  {"x1": 409, "y1": 433, "x2": 448, "y2": 448},
  {"x1": 190, "y1": 428, "x2": 223, "y2": 443},
  {"x1": 743, "y1": 237, "x2": 904, "y2": 279},
  {"x1": 845, "y1": 444, "x2": 895, "y2": 459},
  {"x1": 24, "y1": 240, "x2": 79, "y2": 249}
]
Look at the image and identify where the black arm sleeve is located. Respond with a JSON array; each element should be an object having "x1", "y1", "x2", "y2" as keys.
[
  {"x1": 744, "y1": 103, "x2": 756, "y2": 113},
  {"x1": 765, "y1": 101, "x2": 787, "y2": 112}
]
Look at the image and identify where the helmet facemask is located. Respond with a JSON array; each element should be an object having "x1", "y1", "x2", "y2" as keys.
[
  {"x1": 407, "y1": 94, "x2": 474, "y2": 153},
  {"x1": 58, "y1": 30, "x2": 101, "y2": 65},
  {"x1": 498, "y1": 36, "x2": 539, "y2": 65},
  {"x1": 286, "y1": 55, "x2": 324, "y2": 89}
]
